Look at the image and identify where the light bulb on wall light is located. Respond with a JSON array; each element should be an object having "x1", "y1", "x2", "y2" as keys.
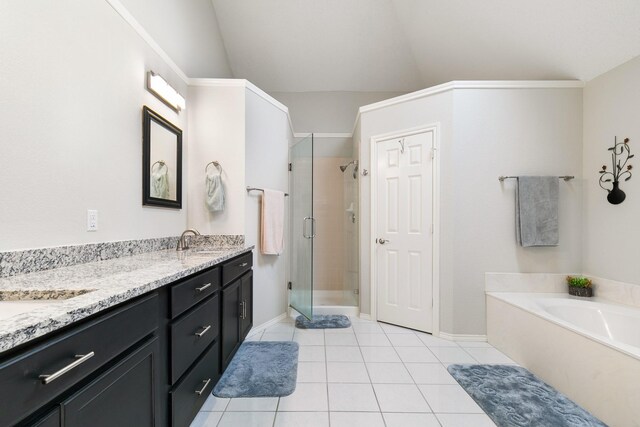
[{"x1": 147, "y1": 70, "x2": 186, "y2": 112}]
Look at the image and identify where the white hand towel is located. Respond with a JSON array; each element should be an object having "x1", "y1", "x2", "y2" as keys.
[
  {"x1": 205, "y1": 171, "x2": 225, "y2": 212},
  {"x1": 151, "y1": 167, "x2": 170, "y2": 199},
  {"x1": 261, "y1": 189, "x2": 285, "y2": 255}
]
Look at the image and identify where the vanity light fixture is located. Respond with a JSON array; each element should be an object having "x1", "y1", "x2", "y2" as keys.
[{"x1": 146, "y1": 70, "x2": 186, "y2": 112}]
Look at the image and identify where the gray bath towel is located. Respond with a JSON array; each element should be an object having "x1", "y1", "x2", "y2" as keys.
[{"x1": 516, "y1": 176, "x2": 559, "y2": 247}]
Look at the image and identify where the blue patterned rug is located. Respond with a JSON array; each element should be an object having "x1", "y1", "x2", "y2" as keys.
[
  {"x1": 295, "y1": 314, "x2": 351, "y2": 329},
  {"x1": 213, "y1": 341, "x2": 298, "y2": 398},
  {"x1": 448, "y1": 364, "x2": 607, "y2": 427}
]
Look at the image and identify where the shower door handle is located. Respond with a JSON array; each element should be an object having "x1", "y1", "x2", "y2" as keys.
[
  {"x1": 303, "y1": 217, "x2": 316, "y2": 239},
  {"x1": 310, "y1": 217, "x2": 316, "y2": 238},
  {"x1": 303, "y1": 217, "x2": 312, "y2": 239}
]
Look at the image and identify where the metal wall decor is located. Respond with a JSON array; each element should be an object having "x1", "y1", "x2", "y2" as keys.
[{"x1": 599, "y1": 137, "x2": 633, "y2": 205}]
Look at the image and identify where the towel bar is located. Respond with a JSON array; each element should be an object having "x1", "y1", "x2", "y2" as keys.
[
  {"x1": 498, "y1": 175, "x2": 574, "y2": 182},
  {"x1": 246, "y1": 186, "x2": 289, "y2": 197}
]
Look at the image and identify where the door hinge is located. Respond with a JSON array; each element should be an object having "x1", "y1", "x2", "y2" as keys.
[
  {"x1": 288, "y1": 282, "x2": 292, "y2": 290},
  {"x1": 288, "y1": 163, "x2": 292, "y2": 172},
  {"x1": 431, "y1": 148, "x2": 436, "y2": 159}
]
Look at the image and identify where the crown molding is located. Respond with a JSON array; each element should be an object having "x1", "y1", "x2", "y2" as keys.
[
  {"x1": 105, "y1": 0, "x2": 294, "y2": 135},
  {"x1": 293, "y1": 133, "x2": 353, "y2": 138},
  {"x1": 105, "y1": 0, "x2": 189, "y2": 84},
  {"x1": 358, "y1": 80, "x2": 584, "y2": 116}
]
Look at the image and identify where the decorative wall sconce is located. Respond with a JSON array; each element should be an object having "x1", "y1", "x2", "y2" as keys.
[
  {"x1": 599, "y1": 137, "x2": 633, "y2": 205},
  {"x1": 147, "y1": 70, "x2": 186, "y2": 112}
]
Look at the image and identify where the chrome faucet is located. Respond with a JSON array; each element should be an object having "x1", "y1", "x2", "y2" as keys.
[{"x1": 176, "y1": 229, "x2": 201, "y2": 251}]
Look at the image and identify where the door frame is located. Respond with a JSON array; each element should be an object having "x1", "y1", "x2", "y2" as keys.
[{"x1": 369, "y1": 124, "x2": 441, "y2": 336}]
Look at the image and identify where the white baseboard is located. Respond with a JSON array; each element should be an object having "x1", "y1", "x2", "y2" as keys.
[
  {"x1": 439, "y1": 332, "x2": 487, "y2": 342},
  {"x1": 358, "y1": 313, "x2": 372, "y2": 320},
  {"x1": 247, "y1": 313, "x2": 287, "y2": 337}
]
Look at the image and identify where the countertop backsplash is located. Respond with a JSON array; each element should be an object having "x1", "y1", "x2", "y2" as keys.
[{"x1": 0, "y1": 235, "x2": 244, "y2": 278}]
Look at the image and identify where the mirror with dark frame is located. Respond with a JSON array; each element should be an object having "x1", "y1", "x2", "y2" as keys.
[{"x1": 142, "y1": 106, "x2": 182, "y2": 209}]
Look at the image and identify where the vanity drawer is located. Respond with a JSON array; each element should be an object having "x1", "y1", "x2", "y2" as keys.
[
  {"x1": 171, "y1": 341, "x2": 220, "y2": 427},
  {"x1": 170, "y1": 294, "x2": 220, "y2": 384},
  {"x1": 171, "y1": 267, "x2": 220, "y2": 318},
  {"x1": 0, "y1": 294, "x2": 158, "y2": 427},
  {"x1": 222, "y1": 252, "x2": 253, "y2": 286}
]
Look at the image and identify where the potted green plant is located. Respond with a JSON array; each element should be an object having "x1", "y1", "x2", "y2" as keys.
[{"x1": 566, "y1": 276, "x2": 593, "y2": 297}]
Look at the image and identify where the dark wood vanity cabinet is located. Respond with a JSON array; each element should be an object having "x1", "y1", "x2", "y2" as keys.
[
  {"x1": 0, "y1": 250, "x2": 254, "y2": 427},
  {"x1": 62, "y1": 337, "x2": 160, "y2": 427},
  {"x1": 240, "y1": 272, "x2": 253, "y2": 341},
  {"x1": 221, "y1": 255, "x2": 253, "y2": 370},
  {"x1": 221, "y1": 279, "x2": 241, "y2": 369}
]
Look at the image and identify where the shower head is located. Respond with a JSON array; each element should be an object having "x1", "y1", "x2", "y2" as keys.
[{"x1": 339, "y1": 160, "x2": 358, "y2": 173}]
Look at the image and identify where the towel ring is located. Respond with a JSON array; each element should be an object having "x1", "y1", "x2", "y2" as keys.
[
  {"x1": 151, "y1": 160, "x2": 167, "y2": 173},
  {"x1": 205, "y1": 161, "x2": 223, "y2": 175}
]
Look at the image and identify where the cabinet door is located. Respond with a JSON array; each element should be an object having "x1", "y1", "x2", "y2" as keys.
[
  {"x1": 31, "y1": 408, "x2": 60, "y2": 427},
  {"x1": 221, "y1": 280, "x2": 241, "y2": 370},
  {"x1": 62, "y1": 337, "x2": 159, "y2": 427},
  {"x1": 240, "y1": 272, "x2": 253, "y2": 341}
]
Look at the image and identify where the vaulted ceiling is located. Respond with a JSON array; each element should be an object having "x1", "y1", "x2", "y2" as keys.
[
  {"x1": 120, "y1": 0, "x2": 640, "y2": 92},
  {"x1": 211, "y1": 0, "x2": 640, "y2": 92}
]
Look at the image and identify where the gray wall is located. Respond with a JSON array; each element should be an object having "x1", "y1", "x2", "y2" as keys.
[
  {"x1": 245, "y1": 90, "x2": 291, "y2": 326},
  {"x1": 358, "y1": 87, "x2": 584, "y2": 335},
  {"x1": 270, "y1": 91, "x2": 406, "y2": 133},
  {"x1": 0, "y1": 0, "x2": 188, "y2": 251},
  {"x1": 582, "y1": 56, "x2": 640, "y2": 285}
]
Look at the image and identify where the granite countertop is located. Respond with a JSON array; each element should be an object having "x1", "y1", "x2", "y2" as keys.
[{"x1": 0, "y1": 245, "x2": 254, "y2": 354}]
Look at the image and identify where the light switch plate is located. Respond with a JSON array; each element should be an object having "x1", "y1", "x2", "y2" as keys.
[{"x1": 87, "y1": 210, "x2": 98, "y2": 231}]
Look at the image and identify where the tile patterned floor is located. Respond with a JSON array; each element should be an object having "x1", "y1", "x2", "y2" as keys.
[{"x1": 191, "y1": 316, "x2": 517, "y2": 427}]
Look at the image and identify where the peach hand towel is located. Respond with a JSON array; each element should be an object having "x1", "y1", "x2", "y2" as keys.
[{"x1": 261, "y1": 189, "x2": 285, "y2": 255}]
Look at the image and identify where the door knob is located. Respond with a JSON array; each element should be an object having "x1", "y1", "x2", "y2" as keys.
[{"x1": 376, "y1": 238, "x2": 389, "y2": 245}]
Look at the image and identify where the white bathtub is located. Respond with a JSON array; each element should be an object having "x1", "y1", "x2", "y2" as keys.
[
  {"x1": 490, "y1": 292, "x2": 640, "y2": 359},
  {"x1": 487, "y1": 292, "x2": 640, "y2": 427}
]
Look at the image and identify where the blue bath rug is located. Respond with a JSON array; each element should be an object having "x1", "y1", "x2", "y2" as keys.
[
  {"x1": 213, "y1": 341, "x2": 298, "y2": 398},
  {"x1": 447, "y1": 364, "x2": 607, "y2": 427},
  {"x1": 295, "y1": 314, "x2": 351, "y2": 329}
]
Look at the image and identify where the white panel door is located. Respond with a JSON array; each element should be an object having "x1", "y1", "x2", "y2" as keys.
[{"x1": 376, "y1": 131, "x2": 434, "y2": 332}]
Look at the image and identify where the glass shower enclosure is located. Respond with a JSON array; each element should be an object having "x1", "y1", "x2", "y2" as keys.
[
  {"x1": 290, "y1": 133, "x2": 360, "y2": 319},
  {"x1": 289, "y1": 134, "x2": 314, "y2": 320}
]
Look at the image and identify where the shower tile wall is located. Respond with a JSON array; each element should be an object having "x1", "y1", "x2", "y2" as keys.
[
  {"x1": 314, "y1": 157, "x2": 348, "y2": 293},
  {"x1": 343, "y1": 166, "x2": 358, "y2": 304}
]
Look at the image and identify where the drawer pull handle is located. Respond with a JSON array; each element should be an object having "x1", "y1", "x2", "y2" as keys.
[
  {"x1": 195, "y1": 378, "x2": 211, "y2": 395},
  {"x1": 195, "y1": 325, "x2": 212, "y2": 337},
  {"x1": 196, "y1": 283, "x2": 212, "y2": 292},
  {"x1": 239, "y1": 262, "x2": 248, "y2": 267},
  {"x1": 39, "y1": 352, "x2": 95, "y2": 385}
]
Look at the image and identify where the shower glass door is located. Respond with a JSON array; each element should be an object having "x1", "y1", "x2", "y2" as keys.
[{"x1": 290, "y1": 134, "x2": 314, "y2": 320}]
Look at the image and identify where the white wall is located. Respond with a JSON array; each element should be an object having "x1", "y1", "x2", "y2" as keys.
[
  {"x1": 187, "y1": 84, "x2": 246, "y2": 235},
  {"x1": 583, "y1": 56, "x2": 640, "y2": 285},
  {"x1": 270, "y1": 91, "x2": 406, "y2": 133},
  {"x1": 0, "y1": 0, "x2": 188, "y2": 251},
  {"x1": 118, "y1": 0, "x2": 232, "y2": 78},
  {"x1": 244, "y1": 89, "x2": 291, "y2": 326},
  {"x1": 358, "y1": 91, "x2": 454, "y2": 324},
  {"x1": 358, "y1": 86, "x2": 583, "y2": 335},
  {"x1": 449, "y1": 88, "x2": 583, "y2": 334}
]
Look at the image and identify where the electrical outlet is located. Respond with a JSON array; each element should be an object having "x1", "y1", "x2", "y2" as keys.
[{"x1": 87, "y1": 210, "x2": 98, "y2": 231}]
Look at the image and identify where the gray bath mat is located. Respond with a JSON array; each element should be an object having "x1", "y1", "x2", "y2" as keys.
[
  {"x1": 295, "y1": 314, "x2": 351, "y2": 329},
  {"x1": 213, "y1": 341, "x2": 298, "y2": 398},
  {"x1": 448, "y1": 364, "x2": 607, "y2": 427}
]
